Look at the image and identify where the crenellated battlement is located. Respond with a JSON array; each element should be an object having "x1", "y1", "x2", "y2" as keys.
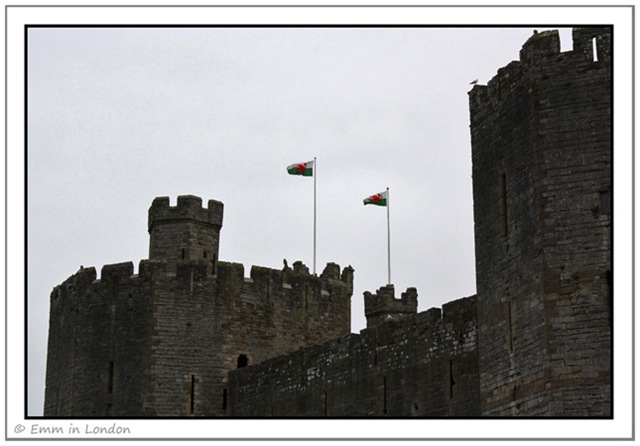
[
  {"x1": 50, "y1": 257, "x2": 353, "y2": 314},
  {"x1": 469, "y1": 27, "x2": 611, "y2": 416},
  {"x1": 148, "y1": 195, "x2": 224, "y2": 273},
  {"x1": 469, "y1": 27, "x2": 611, "y2": 112},
  {"x1": 363, "y1": 284, "x2": 417, "y2": 328},
  {"x1": 229, "y1": 294, "x2": 479, "y2": 416},
  {"x1": 148, "y1": 195, "x2": 223, "y2": 232},
  {"x1": 518, "y1": 29, "x2": 560, "y2": 64},
  {"x1": 216, "y1": 259, "x2": 352, "y2": 288},
  {"x1": 45, "y1": 27, "x2": 611, "y2": 418},
  {"x1": 50, "y1": 265, "x2": 98, "y2": 302}
]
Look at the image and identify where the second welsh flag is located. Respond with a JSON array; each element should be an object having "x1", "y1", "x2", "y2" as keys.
[
  {"x1": 363, "y1": 190, "x2": 388, "y2": 206},
  {"x1": 287, "y1": 160, "x2": 314, "y2": 177}
]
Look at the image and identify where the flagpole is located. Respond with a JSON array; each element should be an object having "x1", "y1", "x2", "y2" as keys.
[
  {"x1": 313, "y1": 157, "x2": 317, "y2": 275},
  {"x1": 387, "y1": 187, "x2": 391, "y2": 285}
]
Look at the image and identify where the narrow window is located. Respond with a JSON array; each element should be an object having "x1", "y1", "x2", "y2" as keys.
[
  {"x1": 507, "y1": 301, "x2": 514, "y2": 351},
  {"x1": 382, "y1": 376, "x2": 387, "y2": 415},
  {"x1": 203, "y1": 250, "x2": 207, "y2": 258},
  {"x1": 211, "y1": 254, "x2": 217, "y2": 274},
  {"x1": 190, "y1": 375, "x2": 196, "y2": 414},
  {"x1": 600, "y1": 190, "x2": 610, "y2": 214},
  {"x1": 237, "y1": 354, "x2": 248, "y2": 368},
  {"x1": 606, "y1": 270, "x2": 613, "y2": 326},
  {"x1": 107, "y1": 361, "x2": 114, "y2": 394},
  {"x1": 592, "y1": 37, "x2": 599, "y2": 62},
  {"x1": 449, "y1": 359, "x2": 455, "y2": 399},
  {"x1": 501, "y1": 173, "x2": 509, "y2": 237},
  {"x1": 222, "y1": 388, "x2": 227, "y2": 411},
  {"x1": 181, "y1": 248, "x2": 186, "y2": 259},
  {"x1": 324, "y1": 391, "x2": 328, "y2": 416}
]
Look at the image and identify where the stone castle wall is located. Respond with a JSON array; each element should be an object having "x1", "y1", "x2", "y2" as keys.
[
  {"x1": 469, "y1": 27, "x2": 611, "y2": 416},
  {"x1": 227, "y1": 294, "x2": 479, "y2": 417},
  {"x1": 44, "y1": 197, "x2": 353, "y2": 417},
  {"x1": 44, "y1": 263, "x2": 153, "y2": 417},
  {"x1": 44, "y1": 26, "x2": 612, "y2": 418}
]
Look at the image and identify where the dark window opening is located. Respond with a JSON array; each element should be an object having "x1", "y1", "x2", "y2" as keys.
[
  {"x1": 324, "y1": 391, "x2": 328, "y2": 417},
  {"x1": 181, "y1": 248, "x2": 186, "y2": 259},
  {"x1": 190, "y1": 375, "x2": 196, "y2": 414},
  {"x1": 383, "y1": 375, "x2": 387, "y2": 415},
  {"x1": 607, "y1": 270, "x2": 613, "y2": 326},
  {"x1": 600, "y1": 190, "x2": 610, "y2": 214},
  {"x1": 203, "y1": 250, "x2": 207, "y2": 258},
  {"x1": 507, "y1": 301, "x2": 514, "y2": 352},
  {"x1": 449, "y1": 359, "x2": 455, "y2": 399},
  {"x1": 211, "y1": 254, "x2": 217, "y2": 274},
  {"x1": 501, "y1": 173, "x2": 509, "y2": 237},
  {"x1": 107, "y1": 361, "x2": 114, "y2": 394},
  {"x1": 222, "y1": 388, "x2": 227, "y2": 411},
  {"x1": 237, "y1": 354, "x2": 249, "y2": 368}
]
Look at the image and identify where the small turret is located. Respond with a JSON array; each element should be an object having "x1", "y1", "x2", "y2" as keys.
[
  {"x1": 364, "y1": 284, "x2": 417, "y2": 328},
  {"x1": 519, "y1": 29, "x2": 560, "y2": 65},
  {"x1": 148, "y1": 195, "x2": 223, "y2": 274}
]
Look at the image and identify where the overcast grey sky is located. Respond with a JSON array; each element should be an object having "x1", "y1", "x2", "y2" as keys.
[{"x1": 27, "y1": 26, "x2": 573, "y2": 416}]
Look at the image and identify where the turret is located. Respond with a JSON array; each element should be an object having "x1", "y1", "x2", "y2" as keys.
[
  {"x1": 148, "y1": 195, "x2": 223, "y2": 274},
  {"x1": 364, "y1": 284, "x2": 417, "y2": 328}
]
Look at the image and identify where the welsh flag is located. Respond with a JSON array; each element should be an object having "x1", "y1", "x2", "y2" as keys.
[
  {"x1": 287, "y1": 160, "x2": 314, "y2": 177},
  {"x1": 363, "y1": 191, "x2": 388, "y2": 206}
]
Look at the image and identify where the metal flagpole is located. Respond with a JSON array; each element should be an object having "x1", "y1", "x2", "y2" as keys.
[
  {"x1": 387, "y1": 186, "x2": 391, "y2": 285},
  {"x1": 313, "y1": 157, "x2": 317, "y2": 275}
]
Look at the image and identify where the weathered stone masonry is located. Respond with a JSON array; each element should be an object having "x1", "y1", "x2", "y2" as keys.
[
  {"x1": 44, "y1": 27, "x2": 611, "y2": 418},
  {"x1": 225, "y1": 27, "x2": 611, "y2": 418},
  {"x1": 469, "y1": 27, "x2": 611, "y2": 416},
  {"x1": 44, "y1": 195, "x2": 353, "y2": 417},
  {"x1": 228, "y1": 288, "x2": 479, "y2": 417}
]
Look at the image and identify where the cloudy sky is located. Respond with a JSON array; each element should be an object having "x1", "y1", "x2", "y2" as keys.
[{"x1": 26, "y1": 24, "x2": 576, "y2": 416}]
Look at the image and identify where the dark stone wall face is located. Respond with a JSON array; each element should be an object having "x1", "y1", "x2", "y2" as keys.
[
  {"x1": 44, "y1": 196, "x2": 353, "y2": 417},
  {"x1": 469, "y1": 27, "x2": 611, "y2": 416},
  {"x1": 143, "y1": 261, "x2": 225, "y2": 416},
  {"x1": 227, "y1": 295, "x2": 479, "y2": 417},
  {"x1": 44, "y1": 27, "x2": 612, "y2": 419},
  {"x1": 148, "y1": 195, "x2": 223, "y2": 274},
  {"x1": 364, "y1": 285, "x2": 418, "y2": 328},
  {"x1": 44, "y1": 263, "x2": 153, "y2": 417},
  {"x1": 216, "y1": 261, "x2": 353, "y2": 415}
]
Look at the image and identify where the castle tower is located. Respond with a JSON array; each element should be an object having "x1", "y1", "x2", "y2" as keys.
[
  {"x1": 45, "y1": 195, "x2": 353, "y2": 417},
  {"x1": 364, "y1": 285, "x2": 417, "y2": 328},
  {"x1": 148, "y1": 195, "x2": 223, "y2": 273},
  {"x1": 468, "y1": 27, "x2": 611, "y2": 416}
]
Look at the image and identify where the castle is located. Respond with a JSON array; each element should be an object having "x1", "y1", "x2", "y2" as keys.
[{"x1": 44, "y1": 27, "x2": 611, "y2": 417}]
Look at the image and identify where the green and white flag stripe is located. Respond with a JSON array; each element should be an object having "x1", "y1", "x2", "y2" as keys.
[
  {"x1": 287, "y1": 160, "x2": 314, "y2": 176},
  {"x1": 363, "y1": 190, "x2": 388, "y2": 206}
]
